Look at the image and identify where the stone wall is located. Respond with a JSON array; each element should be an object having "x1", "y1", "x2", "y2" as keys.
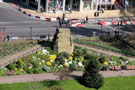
[{"x1": 53, "y1": 28, "x2": 74, "y2": 54}]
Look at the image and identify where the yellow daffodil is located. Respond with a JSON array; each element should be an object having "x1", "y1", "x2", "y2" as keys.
[
  {"x1": 78, "y1": 56, "x2": 84, "y2": 61},
  {"x1": 18, "y1": 58, "x2": 23, "y2": 65},
  {"x1": 71, "y1": 53, "x2": 74, "y2": 56},
  {"x1": 49, "y1": 55, "x2": 56, "y2": 62},
  {"x1": 39, "y1": 61, "x2": 42, "y2": 65},
  {"x1": 68, "y1": 56, "x2": 73, "y2": 61},
  {"x1": 37, "y1": 50, "x2": 42, "y2": 54},
  {"x1": 82, "y1": 65, "x2": 85, "y2": 68},
  {"x1": 103, "y1": 62, "x2": 108, "y2": 65},
  {"x1": 64, "y1": 63, "x2": 69, "y2": 67},
  {"x1": 14, "y1": 68, "x2": 18, "y2": 71},
  {"x1": 20, "y1": 69, "x2": 23, "y2": 72},
  {"x1": 46, "y1": 61, "x2": 52, "y2": 66}
]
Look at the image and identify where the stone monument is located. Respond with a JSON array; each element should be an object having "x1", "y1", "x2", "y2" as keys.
[{"x1": 53, "y1": 28, "x2": 74, "y2": 54}]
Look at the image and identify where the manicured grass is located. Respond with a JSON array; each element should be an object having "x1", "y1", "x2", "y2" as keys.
[
  {"x1": 74, "y1": 39, "x2": 135, "y2": 56},
  {"x1": 0, "y1": 76, "x2": 135, "y2": 90}
]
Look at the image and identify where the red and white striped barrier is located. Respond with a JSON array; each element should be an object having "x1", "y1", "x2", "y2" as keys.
[
  {"x1": 10, "y1": 3, "x2": 83, "y2": 27},
  {"x1": 70, "y1": 23, "x2": 83, "y2": 27},
  {"x1": 10, "y1": 4, "x2": 58, "y2": 22},
  {"x1": 98, "y1": 21, "x2": 135, "y2": 25},
  {"x1": 17, "y1": 8, "x2": 59, "y2": 21}
]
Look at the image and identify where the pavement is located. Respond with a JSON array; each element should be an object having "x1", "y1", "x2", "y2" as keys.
[
  {"x1": 8, "y1": 1, "x2": 123, "y2": 20},
  {"x1": 1, "y1": 70, "x2": 135, "y2": 84}
]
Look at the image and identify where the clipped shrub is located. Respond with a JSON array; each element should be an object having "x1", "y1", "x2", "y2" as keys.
[
  {"x1": 82, "y1": 60, "x2": 90, "y2": 67},
  {"x1": 82, "y1": 56, "x2": 104, "y2": 89}
]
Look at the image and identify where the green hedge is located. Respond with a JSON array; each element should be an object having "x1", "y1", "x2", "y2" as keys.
[{"x1": 74, "y1": 39, "x2": 135, "y2": 56}]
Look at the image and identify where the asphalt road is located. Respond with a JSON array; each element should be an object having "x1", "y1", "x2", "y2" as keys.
[
  {"x1": 0, "y1": 2, "x2": 59, "y2": 38},
  {"x1": 0, "y1": 2, "x2": 133, "y2": 40}
]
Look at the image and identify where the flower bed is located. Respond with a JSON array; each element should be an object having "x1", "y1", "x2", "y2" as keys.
[
  {"x1": 0, "y1": 46, "x2": 86, "y2": 76},
  {"x1": 1, "y1": 46, "x2": 135, "y2": 76}
]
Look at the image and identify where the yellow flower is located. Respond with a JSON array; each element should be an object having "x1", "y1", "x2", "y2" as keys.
[
  {"x1": 103, "y1": 62, "x2": 108, "y2": 65},
  {"x1": 14, "y1": 68, "x2": 18, "y2": 71},
  {"x1": 37, "y1": 50, "x2": 42, "y2": 54},
  {"x1": 20, "y1": 69, "x2": 23, "y2": 72},
  {"x1": 49, "y1": 55, "x2": 56, "y2": 62},
  {"x1": 64, "y1": 63, "x2": 69, "y2": 67},
  {"x1": 18, "y1": 58, "x2": 23, "y2": 65},
  {"x1": 82, "y1": 65, "x2": 85, "y2": 68},
  {"x1": 39, "y1": 61, "x2": 42, "y2": 65},
  {"x1": 46, "y1": 61, "x2": 52, "y2": 66},
  {"x1": 78, "y1": 56, "x2": 84, "y2": 61},
  {"x1": 71, "y1": 53, "x2": 74, "y2": 56},
  {"x1": 68, "y1": 56, "x2": 73, "y2": 61}
]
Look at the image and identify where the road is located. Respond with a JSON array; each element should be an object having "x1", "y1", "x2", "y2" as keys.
[
  {"x1": 0, "y1": 2, "x2": 110, "y2": 39},
  {"x1": 0, "y1": 2, "x2": 59, "y2": 38},
  {"x1": 0, "y1": 2, "x2": 134, "y2": 40}
]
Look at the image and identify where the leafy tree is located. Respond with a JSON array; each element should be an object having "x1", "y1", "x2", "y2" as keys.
[{"x1": 82, "y1": 56, "x2": 104, "y2": 90}]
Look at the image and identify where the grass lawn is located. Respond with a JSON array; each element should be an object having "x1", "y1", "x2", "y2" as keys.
[{"x1": 0, "y1": 76, "x2": 135, "y2": 90}]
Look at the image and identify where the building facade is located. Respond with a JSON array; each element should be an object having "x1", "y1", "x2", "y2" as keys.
[{"x1": 22, "y1": 0, "x2": 120, "y2": 12}]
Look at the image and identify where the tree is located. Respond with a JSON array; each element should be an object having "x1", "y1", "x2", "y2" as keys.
[{"x1": 82, "y1": 56, "x2": 104, "y2": 90}]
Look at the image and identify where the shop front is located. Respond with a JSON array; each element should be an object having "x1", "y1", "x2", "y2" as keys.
[
  {"x1": 24, "y1": 0, "x2": 99, "y2": 12},
  {"x1": 80, "y1": 0, "x2": 97, "y2": 11},
  {"x1": 97, "y1": 0, "x2": 115, "y2": 10}
]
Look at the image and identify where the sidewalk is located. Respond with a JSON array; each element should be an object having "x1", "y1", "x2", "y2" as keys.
[
  {"x1": 0, "y1": 70, "x2": 135, "y2": 84},
  {"x1": 8, "y1": 1, "x2": 123, "y2": 20},
  {"x1": 21, "y1": 8, "x2": 122, "y2": 19}
]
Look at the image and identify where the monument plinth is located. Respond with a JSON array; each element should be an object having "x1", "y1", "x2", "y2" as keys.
[{"x1": 53, "y1": 28, "x2": 74, "y2": 54}]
